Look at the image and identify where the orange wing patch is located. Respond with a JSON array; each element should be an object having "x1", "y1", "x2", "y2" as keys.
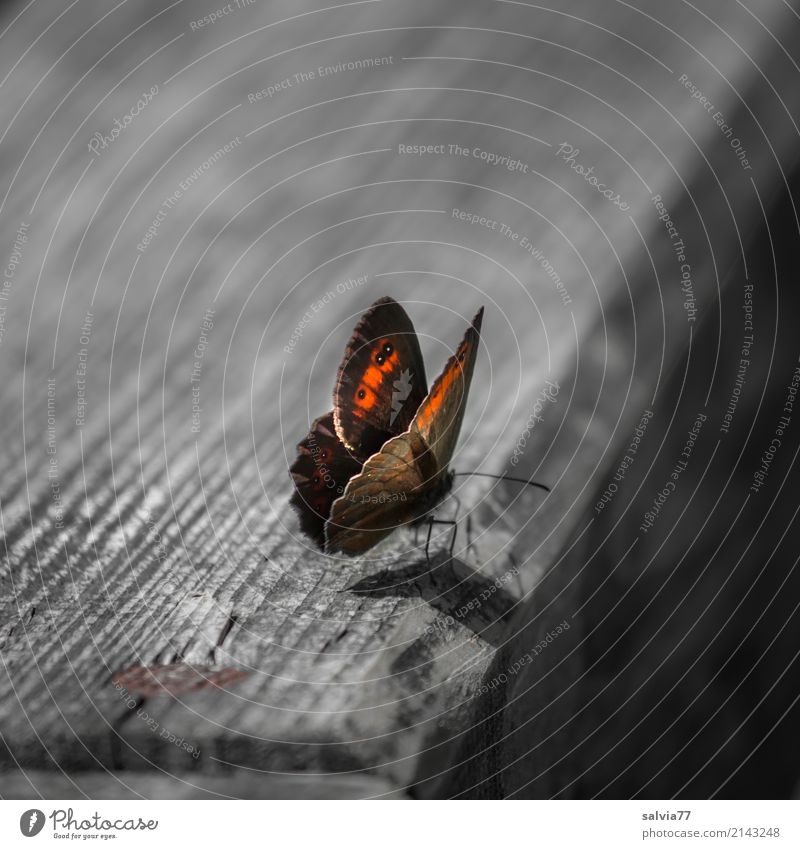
[
  {"x1": 374, "y1": 340, "x2": 399, "y2": 373},
  {"x1": 362, "y1": 365, "x2": 383, "y2": 390},
  {"x1": 411, "y1": 307, "x2": 482, "y2": 470},
  {"x1": 353, "y1": 385, "x2": 377, "y2": 411}
]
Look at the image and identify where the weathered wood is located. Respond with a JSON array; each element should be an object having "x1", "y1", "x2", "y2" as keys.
[{"x1": 1, "y1": 0, "x2": 798, "y2": 798}]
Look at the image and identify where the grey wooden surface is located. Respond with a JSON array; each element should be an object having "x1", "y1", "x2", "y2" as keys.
[{"x1": 1, "y1": 0, "x2": 799, "y2": 798}]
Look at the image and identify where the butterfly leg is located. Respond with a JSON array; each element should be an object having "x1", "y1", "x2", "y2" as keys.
[
  {"x1": 449, "y1": 492, "x2": 473, "y2": 553},
  {"x1": 449, "y1": 493, "x2": 462, "y2": 552},
  {"x1": 449, "y1": 492, "x2": 462, "y2": 522},
  {"x1": 424, "y1": 516, "x2": 435, "y2": 565},
  {"x1": 445, "y1": 519, "x2": 458, "y2": 558}
]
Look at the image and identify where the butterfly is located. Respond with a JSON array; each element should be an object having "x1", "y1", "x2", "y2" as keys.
[{"x1": 289, "y1": 296, "x2": 483, "y2": 555}]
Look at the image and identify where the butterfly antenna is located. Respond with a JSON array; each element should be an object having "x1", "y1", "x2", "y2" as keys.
[{"x1": 452, "y1": 472, "x2": 550, "y2": 493}]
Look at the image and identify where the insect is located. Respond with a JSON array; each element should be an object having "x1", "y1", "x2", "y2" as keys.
[{"x1": 289, "y1": 296, "x2": 483, "y2": 556}]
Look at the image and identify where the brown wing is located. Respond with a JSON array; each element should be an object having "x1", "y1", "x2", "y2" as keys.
[
  {"x1": 325, "y1": 428, "x2": 440, "y2": 555},
  {"x1": 334, "y1": 297, "x2": 428, "y2": 460},
  {"x1": 411, "y1": 306, "x2": 483, "y2": 471},
  {"x1": 289, "y1": 412, "x2": 362, "y2": 549},
  {"x1": 326, "y1": 307, "x2": 484, "y2": 556}
]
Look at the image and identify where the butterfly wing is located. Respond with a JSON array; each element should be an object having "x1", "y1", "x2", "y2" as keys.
[
  {"x1": 334, "y1": 297, "x2": 428, "y2": 460},
  {"x1": 326, "y1": 307, "x2": 484, "y2": 556},
  {"x1": 289, "y1": 412, "x2": 362, "y2": 549},
  {"x1": 325, "y1": 428, "x2": 439, "y2": 555},
  {"x1": 411, "y1": 306, "x2": 483, "y2": 471}
]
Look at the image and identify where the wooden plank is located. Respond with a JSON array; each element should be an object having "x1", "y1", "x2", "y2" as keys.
[{"x1": 0, "y1": 769, "x2": 405, "y2": 799}]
